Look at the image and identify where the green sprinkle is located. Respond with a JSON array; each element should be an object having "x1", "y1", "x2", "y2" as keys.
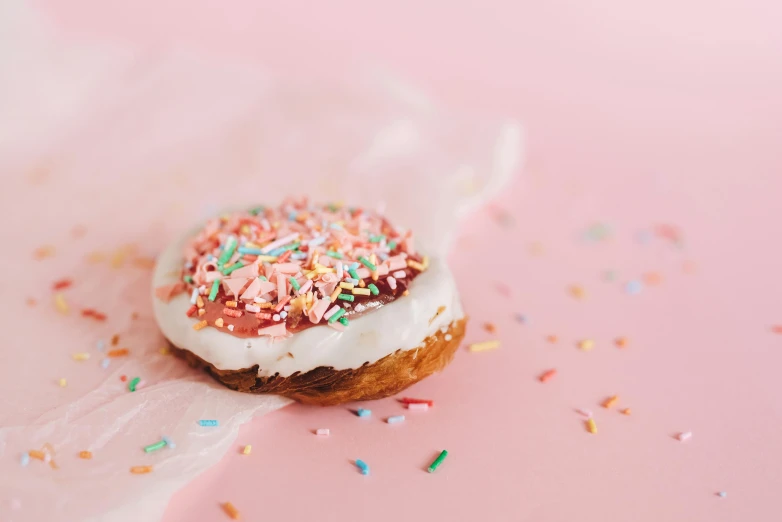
[
  {"x1": 427, "y1": 450, "x2": 448, "y2": 473},
  {"x1": 282, "y1": 242, "x2": 301, "y2": 252},
  {"x1": 217, "y1": 237, "x2": 237, "y2": 265},
  {"x1": 348, "y1": 268, "x2": 360, "y2": 280},
  {"x1": 388, "y1": 240, "x2": 397, "y2": 250},
  {"x1": 326, "y1": 250, "x2": 343, "y2": 259},
  {"x1": 222, "y1": 262, "x2": 245, "y2": 276},
  {"x1": 337, "y1": 294, "x2": 354, "y2": 302},
  {"x1": 258, "y1": 275, "x2": 268, "y2": 281},
  {"x1": 367, "y1": 284, "x2": 379, "y2": 295},
  {"x1": 339, "y1": 316, "x2": 349, "y2": 326},
  {"x1": 183, "y1": 275, "x2": 194, "y2": 284},
  {"x1": 144, "y1": 440, "x2": 167, "y2": 453},
  {"x1": 128, "y1": 377, "x2": 141, "y2": 392},
  {"x1": 249, "y1": 206, "x2": 265, "y2": 216},
  {"x1": 358, "y1": 256, "x2": 377, "y2": 271},
  {"x1": 369, "y1": 235, "x2": 386, "y2": 243},
  {"x1": 328, "y1": 308, "x2": 346, "y2": 324},
  {"x1": 289, "y1": 277, "x2": 301, "y2": 291},
  {"x1": 208, "y1": 279, "x2": 220, "y2": 301}
]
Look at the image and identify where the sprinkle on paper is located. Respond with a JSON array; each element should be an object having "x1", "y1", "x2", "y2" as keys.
[
  {"x1": 222, "y1": 502, "x2": 241, "y2": 520},
  {"x1": 469, "y1": 340, "x2": 500, "y2": 352},
  {"x1": 54, "y1": 293, "x2": 69, "y2": 314},
  {"x1": 539, "y1": 369, "x2": 557, "y2": 383},
  {"x1": 79, "y1": 451, "x2": 92, "y2": 459},
  {"x1": 130, "y1": 466, "x2": 153, "y2": 474},
  {"x1": 586, "y1": 418, "x2": 597, "y2": 434},
  {"x1": 602, "y1": 396, "x2": 619, "y2": 409},
  {"x1": 676, "y1": 431, "x2": 692, "y2": 442},
  {"x1": 428, "y1": 450, "x2": 449, "y2": 473},
  {"x1": 355, "y1": 459, "x2": 370, "y2": 475},
  {"x1": 578, "y1": 339, "x2": 594, "y2": 351}
]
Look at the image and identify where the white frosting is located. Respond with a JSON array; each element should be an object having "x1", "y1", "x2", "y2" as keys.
[{"x1": 152, "y1": 230, "x2": 463, "y2": 377}]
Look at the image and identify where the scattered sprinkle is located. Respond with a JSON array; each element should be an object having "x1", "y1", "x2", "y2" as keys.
[
  {"x1": 128, "y1": 377, "x2": 141, "y2": 392},
  {"x1": 111, "y1": 335, "x2": 120, "y2": 346},
  {"x1": 427, "y1": 450, "x2": 449, "y2": 473},
  {"x1": 20, "y1": 453, "x2": 30, "y2": 466},
  {"x1": 222, "y1": 502, "x2": 241, "y2": 520},
  {"x1": 578, "y1": 339, "x2": 594, "y2": 351},
  {"x1": 120, "y1": 375, "x2": 127, "y2": 382},
  {"x1": 130, "y1": 466, "x2": 153, "y2": 474},
  {"x1": 356, "y1": 408, "x2": 372, "y2": 418},
  {"x1": 316, "y1": 428, "x2": 330, "y2": 436},
  {"x1": 546, "y1": 335, "x2": 558, "y2": 344},
  {"x1": 771, "y1": 325, "x2": 782, "y2": 334},
  {"x1": 539, "y1": 369, "x2": 557, "y2": 383},
  {"x1": 576, "y1": 409, "x2": 593, "y2": 419},
  {"x1": 615, "y1": 337, "x2": 628, "y2": 348},
  {"x1": 569, "y1": 285, "x2": 585, "y2": 300},
  {"x1": 621, "y1": 408, "x2": 632, "y2": 415},
  {"x1": 625, "y1": 280, "x2": 643, "y2": 295},
  {"x1": 604, "y1": 270, "x2": 617, "y2": 281},
  {"x1": 58, "y1": 378, "x2": 67, "y2": 387},
  {"x1": 586, "y1": 418, "x2": 598, "y2": 434},
  {"x1": 34, "y1": 245, "x2": 56, "y2": 259},
  {"x1": 79, "y1": 451, "x2": 92, "y2": 459},
  {"x1": 469, "y1": 340, "x2": 500, "y2": 352},
  {"x1": 717, "y1": 491, "x2": 727, "y2": 498},
  {"x1": 199, "y1": 419, "x2": 219, "y2": 427},
  {"x1": 483, "y1": 322, "x2": 496, "y2": 333},
  {"x1": 602, "y1": 396, "x2": 619, "y2": 409},
  {"x1": 387, "y1": 415, "x2": 405, "y2": 424},
  {"x1": 107, "y1": 348, "x2": 129, "y2": 357},
  {"x1": 144, "y1": 440, "x2": 167, "y2": 453},
  {"x1": 676, "y1": 431, "x2": 692, "y2": 442},
  {"x1": 400, "y1": 398, "x2": 434, "y2": 407},
  {"x1": 162, "y1": 436, "x2": 176, "y2": 449},
  {"x1": 52, "y1": 279, "x2": 73, "y2": 291},
  {"x1": 495, "y1": 282, "x2": 511, "y2": 297},
  {"x1": 54, "y1": 293, "x2": 69, "y2": 314},
  {"x1": 355, "y1": 459, "x2": 370, "y2": 475},
  {"x1": 101, "y1": 358, "x2": 110, "y2": 369},
  {"x1": 643, "y1": 272, "x2": 663, "y2": 286},
  {"x1": 242, "y1": 445, "x2": 252, "y2": 455},
  {"x1": 193, "y1": 320, "x2": 208, "y2": 331},
  {"x1": 514, "y1": 313, "x2": 528, "y2": 324},
  {"x1": 72, "y1": 352, "x2": 90, "y2": 361}
]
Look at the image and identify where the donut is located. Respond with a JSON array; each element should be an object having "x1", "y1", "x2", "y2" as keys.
[{"x1": 152, "y1": 199, "x2": 466, "y2": 405}]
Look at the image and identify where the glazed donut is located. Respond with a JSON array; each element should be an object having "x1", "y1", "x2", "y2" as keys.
[{"x1": 152, "y1": 199, "x2": 466, "y2": 405}]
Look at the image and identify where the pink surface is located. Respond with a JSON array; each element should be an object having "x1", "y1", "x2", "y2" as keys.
[{"x1": 25, "y1": 2, "x2": 782, "y2": 521}]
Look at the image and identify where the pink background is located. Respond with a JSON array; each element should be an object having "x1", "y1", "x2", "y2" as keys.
[{"x1": 36, "y1": 2, "x2": 782, "y2": 521}]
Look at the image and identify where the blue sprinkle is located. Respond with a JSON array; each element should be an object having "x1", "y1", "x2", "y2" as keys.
[
  {"x1": 330, "y1": 223, "x2": 343, "y2": 230},
  {"x1": 378, "y1": 252, "x2": 389, "y2": 261},
  {"x1": 290, "y1": 252, "x2": 307, "y2": 260},
  {"x1": 717, "y1": 491, "x2": 727, "y2": 498},
  {"x1": 267, "y1": 247, "x2": 286, "y2": 257},
  {"x1": 355, "y1": 459, "x2": 370, "y2": 475},
  {"x1": 625, "y1": 280, "x2": 643, "y2": 295},
  {"x1": 288, "y1": 211, "x2": 298, "y2": 221},
  {"x1": 100, "y1": 358, "x2": 110, "y2": 369},
  {"x1": 308, "y1": 236, "x2": 327, "y2": 247},
  {"x1": 20, "y1": 453, "x2": 30, "y2": 467},
  {"x1": 96, "y1": 340, "x2": 105, "y2": 351},
  {"x1": 387, "y1": 415, "x2": 405, "y2": 424},
  {"x1": 162, "y1": 436, "x2": 176, "y2": 449},
  {"x1": 238, "y1": 247, "x2": 263, "y2": 255},
  {"x1": 207, "y1": 254, "x2": 214, "y2": 261},
  {"x1": 356, "y1": 408, "x2": 372, "y2": 418},
  {"x1": 199, "y1": 419, "x2": 219, "y2": 427},
  {"x1": 349, "y1": 262, "x2": 359, "y2": 270},
  {"x1": 345, "y1": 278, "x2": 359, "y2": 285}
]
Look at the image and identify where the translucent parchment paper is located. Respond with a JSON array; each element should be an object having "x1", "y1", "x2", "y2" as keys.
[{"x1": 0, "y1": 4, "x2": 522, "y2": 521}]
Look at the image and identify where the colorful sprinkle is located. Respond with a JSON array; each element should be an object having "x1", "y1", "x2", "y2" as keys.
[
  {"x1": 387, "y1": 415, "x2": 405, "y2": 424},
  {"x1": 79, "y1": 451, "x2": 92, "y2": 459},
  {"x1": 72, "y1": 352, "x2": 90, "y2": 361},
  {"x1": 586, "y1": 418, "x2": 598, "y2": 434},
  {"x1": 58, "y1": 378, "x2": 67, "y2": 387},
  {"x1": 352, "y1": 288, "x2": 370, "y2": 296},
  {"x1": 52, "y1": 279, "x2": 73, "y2": 291},
  {"x1": 144, "y1": 440, "x2": 167, "y2": 453},
  {"x1": 101, "y1": 358, "x2": 110, "y2": 369},
  {"x1": 316, "y1": 428, "x2": 330, "y2": 436},
  {"x1": 337, "y1": 294, "x2": 355, "y2": 302},
  {"x1": 355, "y1": 459, "x2": 370, "y2": 475},
  {"x1": 615, "y1": 337, "x2": 629, "y2": 348},
  {"x1": 356, "y1": 408, "x2": 372, "y2": 417},
  {"x1": 208, "y1": 280, "x2": 221, "y2": 301},
  {"x1": 676, "y1": 431, "x2": 692, "y2": 442},
  {"x1": 54, "y1": 293, "x2": 69, "y2": 314},
  {"x1": 242, "y1": 445, "x2": 252, "y2": 455},
  {"x1": 199, "y1": 419, "x2": 219, "y2": 427},
  {"x1": 569, "y1": 285, "x2": 585, "y2": 300},
  {"x1": 358, "y1": 256, "x2": 377, "y2": 271},
  {"x1": 427, "y1": 450, "x2": 448, "y2": 473},
  {"x1": 367, "y1": 283, "x2": 379, "y2": 295},
  {"x1": 222, "y1": 502, "x2": 241, "y2": 520},
  {"x1": 107, "y1": 348, "x2": 129, "y2": 357},
  {"x1": 327, "y1": 308, "x2": 346, "y2": 324},
  {"x1": 130, "y1": 466, "x2": 153, "y2": 474},
  {"x1": 193, "y1": 320, "x2": 208, "y2": 331},
  {"x1": 602, "y1": 396, "x2": 619, "y2": 409},
  {"x1": 539, "y1": 369, "x2": 557, "y2": 383},
  {"x1": 717, "y1": 491, "x2": 727, "y2": 498},
  {"x1": 162, "y1": 436, "x2": 176, "y2": 449},
  {"x1": 621, "y1": 408, "x2": 632, "y2": 415},
  {"x1": 400, "y1": 398, "x2": 434, "y2": 407},
  {"x1": 469, "y1": 340, "x2": 500, "y2": 352},
  {"x1": 578, "y1": 339, "x2": 594, "y2": 351},
  {"x1": 407, "y1": 402, "x2": 429, "y2": 411},
  {"x1": 20, "y1": 453, "x2": 30, "y2": 466},
  {"x1": 625, "y1": 280, "x2": 643, "y2": 295},
  {"x1": 128, "y1": 377, "x2": 141, "y2": 392}
]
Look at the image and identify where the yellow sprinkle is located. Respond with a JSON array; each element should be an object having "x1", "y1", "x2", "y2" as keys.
[
  {"x1": 159, "y1": 346, "x2": 170, "y2": 355},
  {"x1": 256, "y1": 255, "x2": 279, "y2": 262},
  {"x1": 305, "y1": 270, "x2": 318, "y2": 280},
  {"x1": 469, "y1": 340, "x2": 500, "y2": 352},
  {"x1": 259, "y1": 303, "x2": 274, "y2": 309},
  {"x1": 352, "y1": 288, "x2": 371, "y2": 296},
  {"x1": 408, "y1": 260, "x2": 425, "y2": 271},
  {"x1": 371, "y1": 271, "x2": 379, "y2": 281},
  {"x1": 196, "y1": 295, "x2": 204, "y2": 308},
  {"x1": 72, "y1": 352, "x2": 90, "y2": 361},
  {"x1": 358, "y1": 279, "x2": 366, "y2": 288},
  {"x1": 226, "y1": 301, "x2": 237, "y2": 308},
  {"x1": 198, "y1": 308, "x2": 206, "y2": 317},
  {"x1": 54, "y1": 293, "x2": 69, "y2": 314},
  {"x1": 86, "y1": 251, "x2": 106, "y2": 263},
  {"x1": 339, "y1": 282, "x2": 354, "y2": 290},
  {"x1": 315, "y1": 265, "x2": 335, "y2": 274},
  {"x1": 242, "y1": 445, "x2": 252, "y2": 455},
  {"x1": 306, "y1": 291, "x2": 313, "y2": 307},
  {"x1": 370, "y1": 253, "x2": 377, "y2": 266},
  {"x1": 193, "y1": 320, "x2": 208, "y2": 331},
  {"x1": 422, "y1": 255, "x2": 430, "y2": 269},
  {"x1": 311, "y1": 252, "x2": 319, "y2": 268},
  {"x1": 578, "y1": 339, "x2": 595, "y2": 351},
  {"x1": 602, "y1": 395, "x2": 619, "y2": 409},
  {"x1": 586, "y1": 418, "x2": 597, "y2": 434},
  {"x1": 215, "y1": 318, "x2": 225, "y2": 328},
  {"x1": 240, "y1": 225, "x2": 251, "y2": 235},
  {"x1": 569, "y1": 285, "x2": 586, "y2": 299},
  {"x1": 58, "y1": 378, "x2": 67, "y2": 387},
  {"x1": 330, "y1": 288, "x2": 342, "y2": 302}
]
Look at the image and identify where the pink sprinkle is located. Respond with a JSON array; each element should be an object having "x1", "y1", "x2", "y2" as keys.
[
  {"x1": 298, "y1": 279, "x2": 313, "y2": 295},
  {"x1": 576, "y1": 409, "x2": 593, "y2": 419},
  {"x1": 316, "y1": 428, "x2": 330, "y2": 436},
  {"x1": 135, "y1": 380, "x2": 146, "y2": 390},
  {"x1": 274, "y1": 295, "x2": 291, "y2": 312},
  {"x1": 407, "y1": 403, "x2": 429, "y2": 411},
  {"x1": 276, "y1": 273, "x2": 287, "y2": 301},
  {"x1": 392, "y1": 270, "x2": 406, "y2": 278},
  {"x1": 324, "y1": 305, "x2": 340, "y2": 320},
  {"x1": 308, "y1": 298, "x2": 331, "y2": 323},
  {"x1": 387, "y1": 276, "x2": 397, "y2": 290},
  {"x1": 336, "y1": 261, "x2": 344, "y2": 279},
  {"x1": 677, "y1": 431, "x2": 692, "y2": 442},
  {"x1": 245, "y1": 304, "x2": 261, "y2": 313}
]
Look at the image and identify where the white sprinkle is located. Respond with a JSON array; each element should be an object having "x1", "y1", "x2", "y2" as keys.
[
  {"x1": 445, "y1": 334, "x2": 453, "y2": 341},
  {"x1": 280, "y1": 311, "x2": 288, "y2": 319},
  {"x1": 190, "y1": 289, "x2": 199, "y2": 304},
  {"x1": 316, "y1": 428, "x2": 330, "y2": 436},
  {"x1": 228, "y1": 324, "x2": 235, "y2": 332},
  {"x1": 245, "y1": 304, "x2": 260, "y2": 313},
  {"x1": 408, "y1": 403, "x2": 429, "y2": 411},
  {"x1": 254, "y1": 297, "x2": 266, "y2": 303},
  {"x1": 387, "y1": 276, "x2": 397, "y2": 290},
  {"x1": 576, "y1": 409, "x2": 593, "y2": 419},
  {"x1": 392, "y1": 270, "x2": 406, "y2": 278},
  {"x1": 677, "y1": 431, "x2": 692, "y2": 442},
  {"x1": 273, "y1": 314, "x2": 281, "y2": 321},
  {"x1": 199, "y1": 285, "x2": 207, "y2": 294}
]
